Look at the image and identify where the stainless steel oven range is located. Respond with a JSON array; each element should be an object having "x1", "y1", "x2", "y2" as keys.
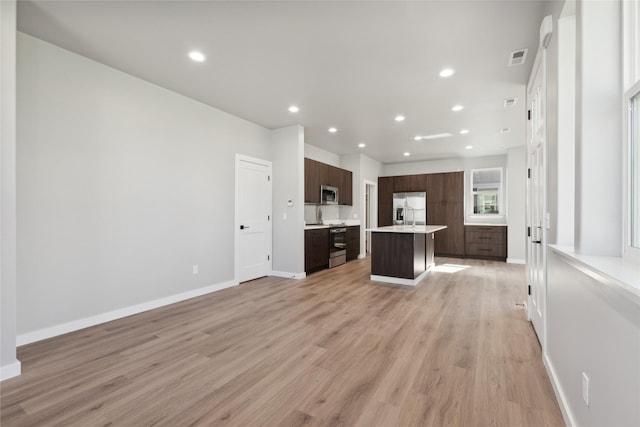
[{"x1": 329, "y1": 226, "x2": 347, "y2": 268}]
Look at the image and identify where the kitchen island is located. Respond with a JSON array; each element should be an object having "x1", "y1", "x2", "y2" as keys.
[{"x1": 367, "y1": 225, "x2": 447, "y2": 286}]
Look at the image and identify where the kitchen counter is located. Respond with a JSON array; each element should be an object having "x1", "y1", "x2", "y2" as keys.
[
  {"x1": 369, "y1": 225, "x2": 447, "y2": 286},
  {"x1": 305, "y1": 220, "x2": 360, "y2": 230},
  {"x1": 366, "y1": 225, "x2": 447, "y2": 234}
]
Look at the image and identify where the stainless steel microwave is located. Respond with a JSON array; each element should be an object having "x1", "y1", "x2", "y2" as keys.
[{"x1": 320, "y1": 185, "x2": 338, "y2": 205}]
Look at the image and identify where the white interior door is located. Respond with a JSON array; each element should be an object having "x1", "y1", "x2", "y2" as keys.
[
  {"x1": 526, "y1": 51, "x2": 546, "y2": 347},
  {"x1": 236, "y1": 156, "x2": 272, "y2": 283}
]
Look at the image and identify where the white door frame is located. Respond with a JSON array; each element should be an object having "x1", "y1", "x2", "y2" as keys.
[
  {"x1": 234, "y1": 154, "x2": 273, "y2": 283},
  {"x1": 362, "y1": 179, "x2": 377, "y2": 257},
  {"x1": 526, "y1": 43, "x2": 548, "y2": 351}
]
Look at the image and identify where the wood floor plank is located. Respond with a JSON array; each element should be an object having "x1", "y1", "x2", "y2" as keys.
[{"x1": 0, "y1": 257, "x2": 565, "y2": 426}]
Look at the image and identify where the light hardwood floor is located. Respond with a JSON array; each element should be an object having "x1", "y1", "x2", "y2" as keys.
[{"x1": 1, "y1": 257, "x2": 564, "y2": 426}]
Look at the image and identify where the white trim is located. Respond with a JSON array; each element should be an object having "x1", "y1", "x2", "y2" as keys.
[
  {"x1": 468, "y1": 167, "x2": 505, "y2": 218},
  {"x1": 234, "y1": 154, "x2": 273, "y2": 283},
  {"x1": 362, "y1": 179, "x2": 377, "y2": 256},
  {"x1": 17, "y1": 280, "x2": 237, "y2": 346},
  {"x1": 623, "y1": 80, "x2": 640, "y2": 262},
  {"x1": 507, "y1": 258, "x2": 526, "y2": 264},
  {"x1": 0, "y1": 360, "x2": 21, "y2": 381},
  {"x1": 371, "y1": 267, "x2": 431, "y2": 287},
  {"x1": 544, "y1": 353, "x2": 577, "y2": 427},
  {"x1": 270, "y1": 271, "x2": 306, "y2": 280}
]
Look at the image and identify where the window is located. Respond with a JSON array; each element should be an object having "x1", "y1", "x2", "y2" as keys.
[
  {"x1": 470, "y1": 168, "x2": 503, "y2": 216},
  {"x1": 624, "y1": 0, "x2": 640, "y2": 259},
  {"x1": 628, "y1": 83, "x2": 640, "y2": 250}
]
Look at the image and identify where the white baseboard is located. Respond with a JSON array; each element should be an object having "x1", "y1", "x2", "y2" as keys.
[
  {"x1": 17, "y1": 280, "x2": 238, "y2": 346},
  {"x1": 357, "y1": 253, "x2": 367, "y2": 259},
  {"x1": 0, "y1": 360, "x2": 21, "y2": 381},
  {"x1": 507, "y1": 258, "x2": 526, "y2": 264},
  {"x1": 371, "y1": 266, "x2": 432, "y2": 287},
  {"x1": 543, "y1": 353, "x2": 576, "y2": 427},
  {"x1": 270, "y1": 271, "x2": 306, "y2": 279}
]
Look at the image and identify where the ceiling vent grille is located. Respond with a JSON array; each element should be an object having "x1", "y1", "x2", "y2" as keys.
[
  {"x1": 508, "y1": 49, "x2": 528, "y2": 66},
  {"x1": 504, "y1": 98, "x2": 517, "y2": 107}
]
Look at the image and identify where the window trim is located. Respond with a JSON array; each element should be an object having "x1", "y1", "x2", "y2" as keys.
[
  {"x1": 623, "y1": 0, "x2": 640, "y2": 263},
  {"x1": 468, "y1": 167, "x2": 505, "y2": 219},
  {"x1": 623, "y1": 80, "x2": 640, "y2": 262}
]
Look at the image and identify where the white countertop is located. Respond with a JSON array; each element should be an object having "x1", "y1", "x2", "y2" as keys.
[
  {"x1": 304, "y1": 221, "x2": 360, "y2": 230},
  {"x1": 463, "y1": 223, "x2": 507, "y2": 227},
  {"x1": 366, "y1": 225, "x2": 447, "y2": 234}
]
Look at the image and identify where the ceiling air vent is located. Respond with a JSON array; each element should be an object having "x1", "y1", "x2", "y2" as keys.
[
  {"x1": 508, "y1": 49, "x2": 528, "y2": 67},
  {"x1": 504, "y1": 98, "x2": 517, "y2": 107}
]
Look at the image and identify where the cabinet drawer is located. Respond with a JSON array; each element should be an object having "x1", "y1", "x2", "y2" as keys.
[
  {"x1": 464, "y1": 225, "x2": 507, "y2": 259},
  {"x1": 465, "y1": 242, "x2": 506, "y2": 257},
  {"x1": 465, "y1": 231, "x2": 505, "y2": 245}
]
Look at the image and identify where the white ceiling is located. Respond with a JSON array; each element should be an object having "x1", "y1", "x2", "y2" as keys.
[{"x1": 17, "y1": 0, "x2": 546, "y2": 164}]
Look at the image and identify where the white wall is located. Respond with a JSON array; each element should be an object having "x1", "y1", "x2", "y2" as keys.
[
  {"x1": 541, "y1": 2, "x2": 639, "y2": 425},
  {"x1": 304, "y1": 143, "x2": 339, "y2": 167},
  {"x1": 547, "y1": 249, "x2": 640, "y2": 427},
  {"x1": 507, "y1": 147, "x2": 526, "y2": 262},
  {"x1": 16, "y1": 33, "x2": 272, "y2": 338},
  {"x1": 0, "y1": 0, "x2": 21, "y2": 380},
  {"x1": 271, "y1": 126, "x2": 305, "y2": 276}
]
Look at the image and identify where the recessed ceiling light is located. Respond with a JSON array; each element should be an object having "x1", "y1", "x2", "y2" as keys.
[
  {"x1": 188, "y1": 51, "x2": 206, "y2": 62},
  {"x1": 439, "y1": 68, "x2": 455, "y2": 77},
  {"x1": 419, "y1": 133, "x2": 452, "y2": 140},
  {"x1": 288, "y1": 105, "x2": 299, "y2": 113},
  {"x1": 403, "y1": 152, "x2": 411, "y2": 157},
  {"x1": 328, "y1": 127, "x2": 338, "y2": 133},
  {"x1": 414, "y1": 136, "x2": 423, "y2": 141},
  {"x1": 460, "y1": 129, "x2": 470, "y2": 134},
  {"x1": 465, "y1": 145, "x2": 473, "y2": 150},
  {"x1": 358, "y1": 143, "x2": 366, "y2": 148},
  {"x1": 500, "y1": 127, "x2": 511, "y2": 134},
  {"x1": 395, "y1": 115, "x2": 406, "y2": 122},
  {"x1": 451, "y1": 105, "x2": 464, "y2": 112}
]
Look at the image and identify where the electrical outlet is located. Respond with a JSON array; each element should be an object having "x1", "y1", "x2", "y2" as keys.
[
  {"x1": 582, "y1": 372, "x2": 589, "y2": 406},
  {"x1": 192, "y1": 265, "x2": 198, "y2": 275}
]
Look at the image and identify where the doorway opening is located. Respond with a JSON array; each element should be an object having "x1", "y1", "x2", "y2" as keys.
[{"x1": 363, "y1": 180, "x2": 377, "y2": 255}]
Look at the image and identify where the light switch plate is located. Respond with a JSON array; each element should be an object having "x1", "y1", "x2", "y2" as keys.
[{"x1": 287, "y1": 199, "x2": 294, "y2": 207}]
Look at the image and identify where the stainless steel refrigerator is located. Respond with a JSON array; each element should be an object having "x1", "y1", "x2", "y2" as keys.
[{"x1": 393, "y1": 192, "x2": 426, "y2": 225}]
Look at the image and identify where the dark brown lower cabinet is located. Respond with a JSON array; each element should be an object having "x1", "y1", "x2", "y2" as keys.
[
  {"x1": 371, "y1": 232, "x2": 425, "y2": 279},
  {"x1": 428, "y1": 201, "x2": 464, "y2": 257},
  {"x1": 464, "y1": 225, "x2": 507, "y2": 261},
  {"x1": 346, "y1": 226, "x2": 360, "y2": 261},
  {"x1": 304, "y1": 229, "x2": 329, "y2": 273}
]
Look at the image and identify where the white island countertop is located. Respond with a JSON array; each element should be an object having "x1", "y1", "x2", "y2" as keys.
[{"x1": 366, "y1": 225, "x2": 447, "y2": 234}]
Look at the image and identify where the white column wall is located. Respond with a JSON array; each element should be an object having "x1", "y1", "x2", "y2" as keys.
[
  {"x1": 574, "y1": 0, "x2": 622, "y2": 256},
  {"x1": 0, "y1": 0, "x2": 21, "y2": 381}
]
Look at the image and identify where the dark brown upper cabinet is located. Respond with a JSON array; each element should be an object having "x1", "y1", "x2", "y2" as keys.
[
  {"x1": 377, "y1": 176, "x2": 394, "y2": 226},
  {"x1": 304, "y1": 158, "x2": 353, "y2": 205},
  {"x1": 393, "y1": 174, "x2": 427, "y2": 193}
]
